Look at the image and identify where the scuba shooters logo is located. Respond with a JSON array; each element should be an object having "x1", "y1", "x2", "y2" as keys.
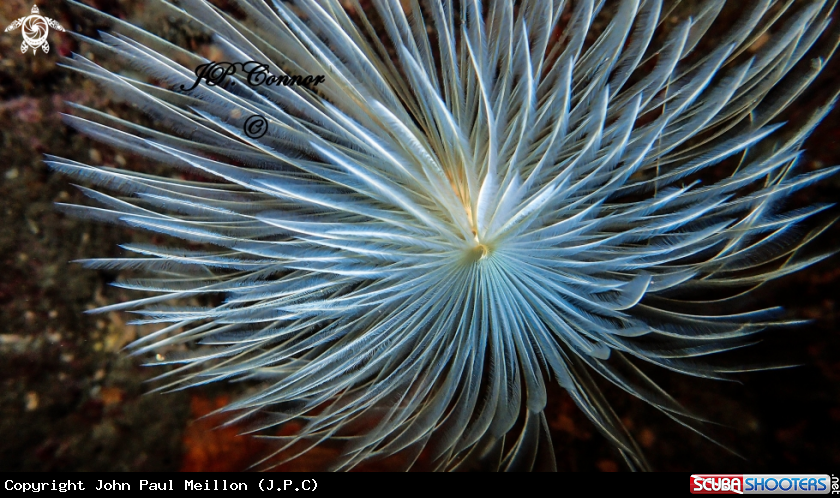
[{"x1": 690, "y1": 475, "x2": 833, "y2": 494}]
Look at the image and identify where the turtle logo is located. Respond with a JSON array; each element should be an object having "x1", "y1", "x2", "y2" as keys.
[{"x1": 4, "y1": 5, "x2": 65, "y2": 55}]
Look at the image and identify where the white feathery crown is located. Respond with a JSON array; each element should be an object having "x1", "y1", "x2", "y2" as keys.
[{"x1": 49, "y1": 0, "x2": 840, "y2": 470}]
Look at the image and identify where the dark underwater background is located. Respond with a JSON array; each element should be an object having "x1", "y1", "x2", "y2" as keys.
[{"x1": 0, "y1": 0, "x2": 838, "y2": 471}]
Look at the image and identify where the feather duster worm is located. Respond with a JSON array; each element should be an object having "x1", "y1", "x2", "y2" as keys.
[{"x1": 49, "y1": 0, "x2": 840, "y2": 470}]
